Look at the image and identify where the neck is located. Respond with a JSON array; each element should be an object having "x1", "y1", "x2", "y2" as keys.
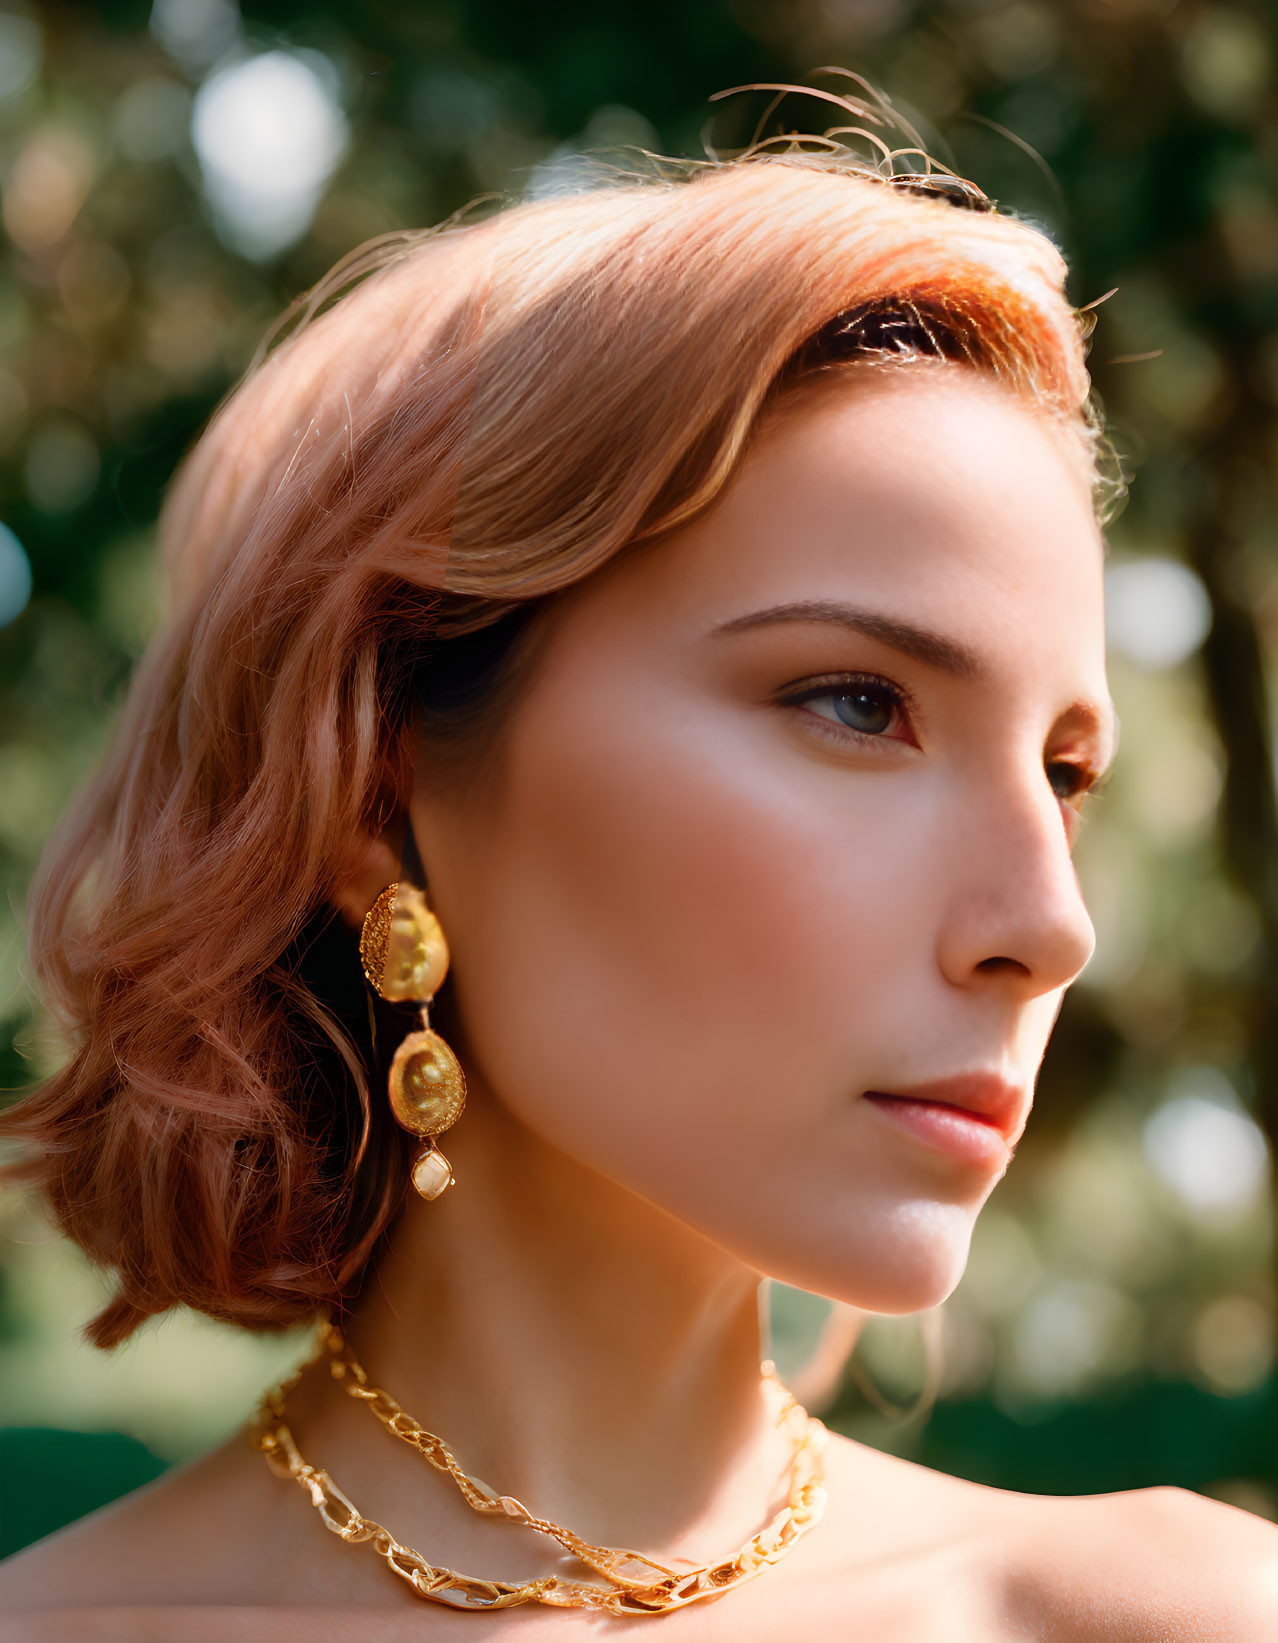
[{"x1": 288, "y1": 1075, "x2": 797, "y2": 1565}]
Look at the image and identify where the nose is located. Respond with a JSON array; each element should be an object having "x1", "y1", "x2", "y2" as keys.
[{"x1": 936, "y1": 769, "x2": 1097, "y2": 999}]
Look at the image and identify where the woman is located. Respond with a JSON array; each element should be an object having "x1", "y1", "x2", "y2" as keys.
[{"x1": 2, "y1": 139, "x2": 1276, "y2": 1640}]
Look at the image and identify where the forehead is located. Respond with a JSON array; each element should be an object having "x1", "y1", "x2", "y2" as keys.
[
  {"x1": 609, "y1": 367, "x2": 1108, "y2": 680},
  {"x1": 724, "y1": 368, "x2": 1099, "y2": 601}
]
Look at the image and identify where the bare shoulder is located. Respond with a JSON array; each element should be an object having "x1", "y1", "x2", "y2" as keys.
[
  {"x1": 0, "y1": 1433, "x2": 303, "y2": 1616},
  {"x1": 1001, "y1": 1482, "x2": 1278, "y2": 1642},
  {"x1": 815, "y1": 1433, "x2": 1278, "y2": 1642},
  {"x1": 0, "y1": 1436, "x2": 426, "y2": 1641},
  {"x1": 807, "y1": 1433, "x2": 1047, "y2": 1640},
  {"x1": 0, "y1": 1606, "x2": 435, "y2": 1643}
]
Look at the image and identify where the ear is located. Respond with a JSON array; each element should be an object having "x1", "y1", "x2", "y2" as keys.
[{"x1": 332, "y1": 820, "x2": 406, "y2": 930}]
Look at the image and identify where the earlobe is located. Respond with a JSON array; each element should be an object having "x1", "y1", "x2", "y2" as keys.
[{"x1": 332, "y1": 828, "x2": 406, "y2": 928}]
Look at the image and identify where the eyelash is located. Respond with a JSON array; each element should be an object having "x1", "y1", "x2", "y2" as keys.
[
  {"x1": 779, "y1": 671, "x2": 916, "y2": 748},
  {"x1": 778, "y1": 671, "x2": 1108, "y2": 811}
]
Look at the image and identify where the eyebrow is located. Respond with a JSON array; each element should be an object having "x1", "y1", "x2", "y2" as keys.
[
  {"x1": 710, "y1": 598, "x2": 984, "y2": 679},
  {"x1": 707, "y1": 598, "x2": 1121, "y2": 765}
]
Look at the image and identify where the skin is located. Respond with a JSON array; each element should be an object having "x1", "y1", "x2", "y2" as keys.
[{"x1": 4, "y1": 368, "x2": 1278, "y2": 1641}]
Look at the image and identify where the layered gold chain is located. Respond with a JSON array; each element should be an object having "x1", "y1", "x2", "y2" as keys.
[{"x1": 248, "y1": 1317, "x2": 829, "y2": 1616}]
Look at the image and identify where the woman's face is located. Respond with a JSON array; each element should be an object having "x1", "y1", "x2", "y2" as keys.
[{"x1": 413, "y1": 367, "x2": 1114, "y2": 1313}]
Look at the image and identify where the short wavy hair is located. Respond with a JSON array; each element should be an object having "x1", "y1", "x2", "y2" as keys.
[{"x1": 0, "y1": 151, "x2": 1101, "y2": 1349}]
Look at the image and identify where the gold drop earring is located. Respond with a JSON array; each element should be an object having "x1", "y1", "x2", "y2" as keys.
[{"x1": 359, "y1": 882, "x2": 467, "y2": 1201}]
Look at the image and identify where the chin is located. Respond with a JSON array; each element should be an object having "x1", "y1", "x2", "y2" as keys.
[
  {"x1": 768, "y1": 1205, "x2": 977, "y2": 1316},
  {"x1": 847, "y1": 1256, "x2": 968, "y2": 1316}
]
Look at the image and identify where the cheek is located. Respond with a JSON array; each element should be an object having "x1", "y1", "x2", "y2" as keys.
[{"x1": 436, "y1": 673, "x2": 948, "y2": 1183}]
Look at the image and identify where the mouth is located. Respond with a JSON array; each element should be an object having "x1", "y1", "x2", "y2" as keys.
[{"x1": 861, "y1": 1073, "x2": 1027, "y2": 1169}]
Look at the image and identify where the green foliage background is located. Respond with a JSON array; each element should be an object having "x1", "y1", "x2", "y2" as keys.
[{"x1": 2, "y1": 0, "x2": 1278, "y2": 1556}]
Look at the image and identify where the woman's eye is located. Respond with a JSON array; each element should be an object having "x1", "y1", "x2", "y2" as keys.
[{"x1": 784, "y1": 676, "x2": 910, "y2": 740}]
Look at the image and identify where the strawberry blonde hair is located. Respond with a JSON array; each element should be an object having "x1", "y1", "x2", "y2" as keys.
[{"x1": 1, "y1": 151, "x2": 1102, "y2": 1349}]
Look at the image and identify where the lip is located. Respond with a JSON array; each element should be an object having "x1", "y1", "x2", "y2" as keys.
[{"x1": 861, "y1": 1073, "x2": 1027, "y2": 1169}]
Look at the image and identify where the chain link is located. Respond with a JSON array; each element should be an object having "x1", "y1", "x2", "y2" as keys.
[{"x1": 247, "y1": 1317, "x2": 829, "y2": 1617}]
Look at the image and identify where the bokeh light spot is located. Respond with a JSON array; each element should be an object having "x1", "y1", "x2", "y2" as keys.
[
  {"x1": 1105, "y1": 555, "x2": 1211, "y2": 670},
  {"x1": 24, "y1": 420, "x2": 100, "y2": 513},
  {"x1": 1010, "y1": 1278, "x2": 1140, "y2": 1398},
  {"x1": 2, "y1": 127, "x2": 96, "y2": 251},
  {"x1": 149, "y1": 0, "x2": 239, "y2": 71},
  {"x1": 0, "y1": 521, "x2": 33, "y2": 627},
  {"x1": 1143, "y1": 1069, "x2": 1269, "y2": 1222},
  {"x1": 191, "y1": 51, "x2": 348, "y2": 260},
  {"x1": 112, "y1": 77, "x2": 193, "y2": 163},
  {"x1": 0, "y1": 12, "x2": 41, "y2": 104},
  {"x1": 1190, "y1": 1293, "x2": 1274, "y2": 1394}
]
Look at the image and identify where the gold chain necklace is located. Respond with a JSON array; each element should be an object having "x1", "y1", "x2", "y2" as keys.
[{"x1": 248, "y1": 1318, "x2": 829, "y2": 1616}]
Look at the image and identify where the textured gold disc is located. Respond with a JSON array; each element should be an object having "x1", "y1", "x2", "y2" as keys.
[
  {"x1": 388, "y1": 1029, "x2": 467, "y2": 1137},
  {"x1": 360, "y1": 884, "x2": 449, "y2": 1003}
]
